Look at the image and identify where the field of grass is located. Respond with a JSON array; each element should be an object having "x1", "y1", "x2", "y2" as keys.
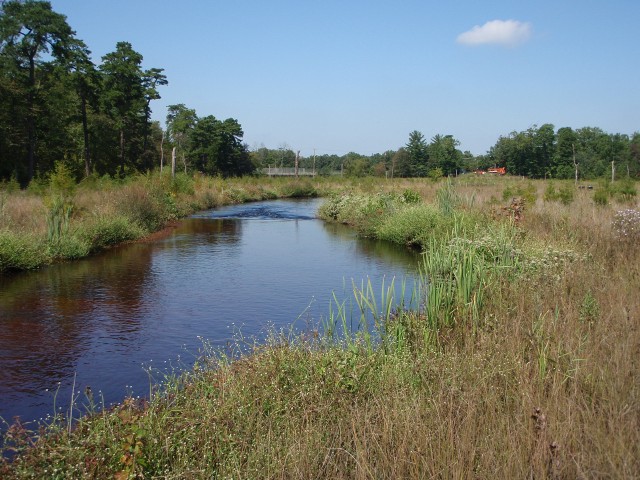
[{"x1": 1, "y1": 174, "x2": 639, "y2": 478}]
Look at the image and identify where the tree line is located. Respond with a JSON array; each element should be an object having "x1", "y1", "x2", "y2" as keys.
[
  {"x1": 0, "y1": 0, "x2": 250, "y2": 186},
  {"x1": 252, "y1": 124, "x2": 639, "y2": 180},
  {"x1": 1, "y1": 1, "x2": 638, "y2": 186}
]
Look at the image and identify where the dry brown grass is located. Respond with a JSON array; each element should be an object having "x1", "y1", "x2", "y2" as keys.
[
  {"x1": 0, "y1": 192, "x2": 46, "y2": 234},
  {"x1": 2, "y1": 175, "x2": 639, "y2": 478}
]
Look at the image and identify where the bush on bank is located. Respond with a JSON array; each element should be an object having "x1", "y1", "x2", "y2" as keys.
[{"x1": 1, "y1": 177, "x2": 639, "y2": 478}]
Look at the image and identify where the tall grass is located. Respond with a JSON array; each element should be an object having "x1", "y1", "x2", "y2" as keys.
[
  {"x1": 0, "y1": 173, "x2": 335, "y2": 273},
  {"x1": 1, "y1": 176, "x2": 639, "y2": 478}
]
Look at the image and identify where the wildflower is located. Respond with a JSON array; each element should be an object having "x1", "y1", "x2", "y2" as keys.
[{"x1": 613, "y1": 209, "x2": 640, "y2": 241}]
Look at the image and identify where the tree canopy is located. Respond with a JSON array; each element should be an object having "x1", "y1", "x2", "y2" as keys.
[
  {"x1": 0, "y1": 0, "x2": 252, "y2": 185},
  {"x1": 0, "y1": 1, "x2": 637, "y2": 185}
]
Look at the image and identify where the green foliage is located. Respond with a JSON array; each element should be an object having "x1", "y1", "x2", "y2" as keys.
[
  {"x1": 543, "y1": 182, "x2": 557, "y2": 202},
  {"x1": 0, "y1": 176, "x2": 20, "y2": 193},
  {"x1": 544, "y1": 182, "x2": 575, "y2": 205},
  {"x1": 47, "y1": 234, "x2": 91, "y2": 260},
  {"x1": 556, "y1": 185, "x2": 575, "y2": 205},
  {"x1": 579, "y1": 291, "x2": 600, "y2": 325},
  {"x1": 428, "y1": 167, "x2": 444, "y2": 181},
  {"x1": 593, "y1": 188, "x2": 608, "y2": 206},
  {"x1": 502, "y1": 182, "x2": 537, "y2": 205},
  {"x1": 280, "y1": 180, "x2": 318, "y2": 198},
  {"x1": 405, "y1": 130, "x2": 429, "y2": 177},
  {"x1": 436, "y1": 178, "x2": 459, "y2": 215},
  {"x1": 170, "y1": 173, "x2": 195, "y2": 195},
  {"x1": 48, "y1": 162, "x2": 77, "y2": 197},
  {"x1": 376, "y1": 204, "x2": 451, "y2": 246},
  {"x1": 428, "y1": 134, "x2": 462, "y2": 176},
  {"x1": 401, "y1": 189, "x2": 421, "y2": 204},
  {"x1": 45, "y1": 195, "x2": 73, "y2": 243},
  {"x1": 613, "y1": 180, "x2": 637, "y2": 202},
  {"x1": 593, "y1": 180, "x2": 637, "y2": 205},
  {"x1": 25, "y1": 177, "x2": 49, "y2": 196},
  {"x1": 0, "y1": 230, "x2": 47, "y2": 271},
  {"x1": 117, "y1": 186, "x2": 167, "y2": 232},
  {"x1": 81, "y1": 216, "x2": 145, "y2": 251}
]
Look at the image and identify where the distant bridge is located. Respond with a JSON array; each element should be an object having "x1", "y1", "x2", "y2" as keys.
[{"x1": 261, "y1": 167, "x2": 317, "y2": 177}]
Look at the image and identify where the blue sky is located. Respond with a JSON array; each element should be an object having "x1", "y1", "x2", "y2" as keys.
[{"x1": 50, "y1": 0, "x2": 640, "y2": 156}]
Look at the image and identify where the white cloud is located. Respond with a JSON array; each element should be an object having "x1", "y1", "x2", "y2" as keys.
[{"x1": 456, "y1": 19, "x2": 532, "y2": 47}]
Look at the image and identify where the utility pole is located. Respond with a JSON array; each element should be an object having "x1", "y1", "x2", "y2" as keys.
[
  {"x1": 612, "y1": 160, "x2": 616, "y2": 183},
  {"x1": 171, "y1": 147, "x2": 176, "y2": 178},
  {"x1": 160, "y1": 131, "x2": 164, "y2": 172},
  {"x1": 572, "y1": 143, "x2": 578, "y2": 186}
]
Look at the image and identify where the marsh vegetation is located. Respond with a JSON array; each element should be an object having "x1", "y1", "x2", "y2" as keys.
[{"x1": 1, "y1": 175, "x2": 639, "y2": 478}]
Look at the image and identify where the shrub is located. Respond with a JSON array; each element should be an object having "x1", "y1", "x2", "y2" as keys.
[
  {"x1": 48, "y1": 234, "x2": 91, "y2": 260},
  {"x1": 376, "y1": 204, "x2": 446, "y2": 246},
  {"x1": 503, "y1": 182, "x2": 537, "y2": 205},
  {"x1": 45, "y1": 195, "x2": 73, "y2": 243},
  {"x1": 117, "y1": 184, "x2": 167, "y2": 232},
  {"x1": 427, "y1": 168, "x2": 444, "y2": 181},
  {"x1": 0, "y1": 176, "x2": 20, "y2": 193},
  {"x1": 401, "y1": 189, "x2": 421, "y2": 204},
  {"x1": 280, "y1": 180, "x2": 318, "y2": 198},
  {"x1": 171, "y1": 173, "x2": 195, "y2": 195},
  {"x1": 81, "y1": 216, "x2": 145, "y2": 251},
  {"x1": 48, "y1": 162, "x2": 77, "y2": 197},
  {"x1": 579, "y1": 291, "x2": 600, "y2": 325},
  {"x1": 614, "y1": 180, "x2": 637, "y2": 202},
  {"x1": 0, "y1": 230, "x2": 48, "y2": 271},
  {"x1": 543, "y1": 183, "x2": 557, "y2": 203},
  {"x1": 593, "y1": 189, "x2": 608, "y2": 206},
  {"x1": 557, "y1": 184, "x2": 575, "y2": 205}
]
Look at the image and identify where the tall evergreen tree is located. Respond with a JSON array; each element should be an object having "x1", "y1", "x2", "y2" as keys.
[
  {"x1": 405, "y1": 130, "x2": 428, "y2": 177},
  {"x1": 0, "y1": 0, "x2": 74, "y2": 183}
]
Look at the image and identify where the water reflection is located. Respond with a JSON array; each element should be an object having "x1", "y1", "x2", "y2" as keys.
[{"x1": 0, "y1": 199, "x2": 418, "y2": 426}]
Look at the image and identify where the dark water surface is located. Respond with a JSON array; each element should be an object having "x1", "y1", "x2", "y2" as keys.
[{"x1": 0, "y1": 199, "x2": 418, "y2": 426}]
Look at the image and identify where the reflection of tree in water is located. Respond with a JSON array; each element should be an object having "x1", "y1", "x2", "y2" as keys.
[
  {"x1": 0, "y1": 243, "x2": 157, "y2": 395},
  {"x1": 321, "y1": 222, "x2": 420, "y2": 271},
  {"x1": 0, "y1": 218, "x2": 241, "y2": 405},
  {"x1": 172, "y1": 218, "x2": 241, "y2": 245}
]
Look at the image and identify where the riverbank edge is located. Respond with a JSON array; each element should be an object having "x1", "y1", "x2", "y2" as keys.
[
  {"x1": 0, "y1": 174, "x2": 329, "y2": 274},
  {"x1": 2, "y1": 178, "x2": 639, "y2": 478}
]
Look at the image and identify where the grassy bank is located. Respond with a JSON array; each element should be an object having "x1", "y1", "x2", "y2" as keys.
[
  {"x1": 0, "y1": 172, "x2": 328, "y2": 273},
  {"x1": 2, "y1": 176, "x2": 639, "y2": 478}
]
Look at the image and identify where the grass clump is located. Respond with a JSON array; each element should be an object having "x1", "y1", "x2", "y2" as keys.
[
  {"x1": 544, "y1": 182, "x2": 575, "y2": 205},
  {"x1": 81, "y1": 216, "x2": 146, "y2": 252},
  {"x1": 0, "y1": 231, "x2": 48, "y2": 271},
  {"x1": 593, "y1": 188, "x2": 609, "y2": 206},
  {"x1": 503, "y1": 181, "x2": 537, "y2": 205}
]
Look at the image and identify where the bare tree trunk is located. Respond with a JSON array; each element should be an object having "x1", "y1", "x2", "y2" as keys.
[
  {"x1": 119, "y1": 129, "x2": 125, "y2": 177},
  {"x1": 572, "y1": 143, "x2": 578, "y2": 186},
  {"x1": 295, "y1": 150, "x2": 300, "y2": 178},
  {"x1": 27, "y1": 57, "x2": 36, "y2": 183},
  {"x1": 611, "y1": 161, "x2": 615, "y2": 183},
  {"x1": 160, "y1": 131, "x2": 164, "y2": 172},
  {"x1": 171, "y1": 147, "x2": 176, "y2": 179},
  {"x1": 81, "y1": 95, "x2": 91, "y2": 177}
]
